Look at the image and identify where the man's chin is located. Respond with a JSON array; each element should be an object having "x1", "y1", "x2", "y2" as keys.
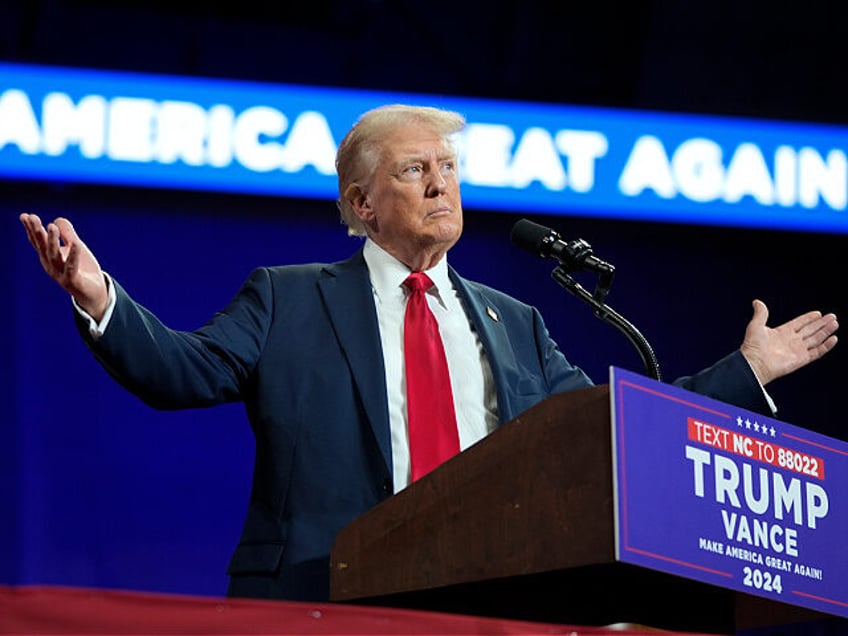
[{"x1": 430, "y1": 220, "x2": 462, "y2": 244}]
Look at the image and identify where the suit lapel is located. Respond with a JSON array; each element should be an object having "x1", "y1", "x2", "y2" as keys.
[
  {"x1": 449, "y1": 268, "x2": 517, "y2": 425},
  {"x1": 318, "y1": 250, "x2": 393, "y2": 475}
]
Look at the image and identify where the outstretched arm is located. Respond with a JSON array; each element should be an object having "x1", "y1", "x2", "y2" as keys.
[
  {"x1": 20, "y1": 213, "x2": 110, "y2": 321},
  {"x1": 740, "y1": 299, "x2": 838, "y2": 385}
]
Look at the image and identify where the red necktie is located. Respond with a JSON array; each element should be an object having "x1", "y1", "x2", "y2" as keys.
[{"x1": 403, "y1": 272, "x2": 461, "y2": 481}]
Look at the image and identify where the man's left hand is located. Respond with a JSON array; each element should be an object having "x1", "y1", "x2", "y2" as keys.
[{"x1": 741, "y1": 299, "x2": 838, "y2": 385}]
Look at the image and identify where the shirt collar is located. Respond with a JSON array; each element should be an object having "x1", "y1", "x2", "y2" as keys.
[{"x1": 363, "y1": 238, "x2": 452, "y2": 305}]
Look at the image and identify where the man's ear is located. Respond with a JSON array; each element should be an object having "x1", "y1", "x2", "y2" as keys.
[{"x1": 344, "y1": 183, "x2": 374, "y2": 223}]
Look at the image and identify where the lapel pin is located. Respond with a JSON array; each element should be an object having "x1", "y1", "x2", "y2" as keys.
[{"x1": 486, "y1": 306, "x2": 499, "y2": 322}]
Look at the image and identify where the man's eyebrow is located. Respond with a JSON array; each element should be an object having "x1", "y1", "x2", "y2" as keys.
[{"x1": 396, "y1": 151, "x2": 457, "y2": 165}]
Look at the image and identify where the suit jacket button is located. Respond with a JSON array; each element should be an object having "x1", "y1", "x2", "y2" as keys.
[{"x1": 382, "y1": 478, "x2": 392, "y2": 494}]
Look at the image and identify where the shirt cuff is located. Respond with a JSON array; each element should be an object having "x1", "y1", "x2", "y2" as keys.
[
  {"x1": 72, "y1": 272, "x2": 117, "y2": 340},
  {"x1": 742, "y1": 353, "x2": 778, "y2": 414}
]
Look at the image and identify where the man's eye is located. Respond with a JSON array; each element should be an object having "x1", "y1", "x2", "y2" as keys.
[
  {"x1": 441, "y1": 161, "x2": 456, "y2": 173},
  {"x1": 404, "y1": 165, "x2": 422, "y2": 174}
]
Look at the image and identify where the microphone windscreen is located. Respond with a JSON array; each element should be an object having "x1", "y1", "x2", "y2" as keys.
[{"x1": 510, "y1": 218, "x2": 553, "y2": 257}]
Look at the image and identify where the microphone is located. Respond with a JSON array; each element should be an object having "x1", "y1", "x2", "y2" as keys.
[{"x1": 510, "y1": 219, "x2": 614, "y2": 275}]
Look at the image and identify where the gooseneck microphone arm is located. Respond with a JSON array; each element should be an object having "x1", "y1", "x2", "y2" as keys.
[
  {"x1": 548, "y1": 267, "x2": 662, "y2": 382},
  {"x1": 510, "y1": 219, "x2": 662, "y2": 382}
]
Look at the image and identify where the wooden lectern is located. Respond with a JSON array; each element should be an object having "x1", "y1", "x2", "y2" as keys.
[{"x1": 330, "y1": 386, "x2": 828, "y2": 634}]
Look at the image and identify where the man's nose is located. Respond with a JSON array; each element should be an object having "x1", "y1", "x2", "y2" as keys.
[{"x1": 425, "y1": 170, "x2": 447, "y2": 196}]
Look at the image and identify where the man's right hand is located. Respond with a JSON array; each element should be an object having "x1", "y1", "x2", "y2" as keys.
[{"x1": 20, "y1": 213, "x2": 110, "y2": 322}]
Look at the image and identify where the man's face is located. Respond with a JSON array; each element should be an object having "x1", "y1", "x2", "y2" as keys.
[{"x1": 353, "y1": 123, "x2": 463, "y2": 269}]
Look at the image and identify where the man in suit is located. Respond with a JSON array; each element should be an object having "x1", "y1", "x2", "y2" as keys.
[{"x1": 19, "y1": 105, "x2": 839, "y2": 602}]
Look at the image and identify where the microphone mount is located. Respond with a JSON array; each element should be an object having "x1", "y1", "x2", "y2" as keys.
[{"x1": 541, "y1": 234, "x2": 615, "y2": 306}]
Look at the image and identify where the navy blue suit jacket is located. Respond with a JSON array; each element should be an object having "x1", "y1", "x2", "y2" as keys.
[{"x1": 78, "y1": 248, "x2": 769, "y2": 601}]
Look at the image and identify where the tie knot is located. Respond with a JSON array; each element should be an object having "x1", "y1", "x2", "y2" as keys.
[{"x1": 404, "y1": 272, "x2": 434, "y2": 294}]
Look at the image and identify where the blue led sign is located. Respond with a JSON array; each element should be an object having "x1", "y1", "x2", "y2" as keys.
[{"x1": 2, "y1": 62, "x2": 847, "y2": 232}]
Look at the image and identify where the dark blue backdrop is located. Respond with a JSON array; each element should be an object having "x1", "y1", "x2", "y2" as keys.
[{"x1": 2, "y1": 180, "x2": 845, "y2": 597}]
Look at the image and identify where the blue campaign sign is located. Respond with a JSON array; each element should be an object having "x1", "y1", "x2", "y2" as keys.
[
  {"x1": 2, "y1": 61, "x2": 848, "y2": 232},
  {"x1": 611, "y1": 367, "x2": 848, "y2": 618}
]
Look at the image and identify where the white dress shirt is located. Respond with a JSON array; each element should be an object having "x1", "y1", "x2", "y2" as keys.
[{"x1": 362, "y1": 239, "x2": 499, "y2": 492}]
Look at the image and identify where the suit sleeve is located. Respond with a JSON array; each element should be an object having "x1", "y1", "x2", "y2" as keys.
[
  {"x1": 672, "y1": 349, "x2": 772, "y2": 414},
  {"x1": 531, "y1": 305, "x2": 594, "y2": 395},
  {"x1": 74, "y1": 268, "x2": 274, "y2": 410}
]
